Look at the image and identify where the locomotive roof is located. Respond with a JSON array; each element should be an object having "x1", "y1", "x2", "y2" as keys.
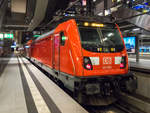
[
  {"x1": 54, "y1": 16, "x2": 113, "y2": 24},
  {"x1": 34, "y1": 29, "x2": 55, "y2": 42},
  {"x1": 32, "y1": 16, "x2": 114, "y2": 43}
]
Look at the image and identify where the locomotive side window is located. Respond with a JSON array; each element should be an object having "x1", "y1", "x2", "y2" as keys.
[{"x1": 60, "y1": 32, "x2": 66, "y2": 46}]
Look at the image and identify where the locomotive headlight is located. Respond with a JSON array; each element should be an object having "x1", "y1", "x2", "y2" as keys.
[
  {"x1": 120, "y1": 63, "x2": 124, "y2": 68},
  {"x1": 115, "y1": 56, "x2": 126, "y2": 69},
  {"x1": 84, "y1": 57, "x2": 89, "y2": 63},
  {"x1": 120, "y1": 56, "x2": 126, "y2": 69},
  {"x1": 86, "y1": 64, "x2": 92, "y2": 70},
  {"x1": 83, "y1": 57, "x2": 93, "y2": 70}
]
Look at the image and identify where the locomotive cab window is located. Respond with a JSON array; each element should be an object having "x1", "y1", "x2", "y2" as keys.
[
  {"x1": 60, "y1": 32, "x2": 66, "y2": 46},
  {"x1": 79, "y1": 26, "x2": 124, "y2": 53}
]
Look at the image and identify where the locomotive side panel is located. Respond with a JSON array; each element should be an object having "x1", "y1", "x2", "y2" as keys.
[
  {"x1": 54, "y1": 21, "x2": 76, "y2": 75},
  {"x1": 32, "y1": 41, "x2": 43, "y2": 63},
  {"x1": 53, "y1": 33, "x2": 60, "y2": 70},
  {"x1": 64, "y1": 20, "x2": 84, "y2": 76},
  {"x1": 59, "y1": 32, "x2": 75, "y2": 75},
  {"x1": 43, "y1": 36, "x2": 53, "y2": 67},
  {"x1": 30, "y1": 35, "x2": 53, "y2": 68}
]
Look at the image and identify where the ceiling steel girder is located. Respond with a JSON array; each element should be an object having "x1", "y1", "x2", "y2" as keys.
[
  {"x1": 27, "y1": 0, "x2": 49, "y2": 31},
  {"x1": 0, "y1": 0, "x2": 8, "y2": 31},
  {"x1": 113, "y1": 7, "x2": 150, "y2": 32}
]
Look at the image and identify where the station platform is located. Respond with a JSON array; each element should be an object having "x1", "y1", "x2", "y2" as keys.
[
  {"x1": 129, "y1": 58, "x2": 150, "y2": 72},
  {"x1": 0, "y1": 55, "x2": 88, "y2": 113}
]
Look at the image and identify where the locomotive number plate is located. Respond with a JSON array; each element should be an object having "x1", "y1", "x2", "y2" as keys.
[{"x1": 103, "y1": 57, "x2": 112, "y2": 64}]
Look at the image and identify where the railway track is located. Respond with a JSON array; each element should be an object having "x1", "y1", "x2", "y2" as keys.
[
  {"x1": 85, "y1": 104, "x2": 128, "y2": 113},
  {"x1": 130, "y1": 67, "x2": 150, "y2": 74},
  {"x1": 85, "y1": 101, "x2": 145, "y2": 113},
  {"x1": 122, "y1": 70, "x2": 150, "y2": 113}
]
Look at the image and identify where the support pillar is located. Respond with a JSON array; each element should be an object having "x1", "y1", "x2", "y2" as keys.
[
  {"x1": 14, "y1": 31, "x2": 22, "y2": 47},
  {"x1": 104, "y1": 0, "x2": 108, "y2": 16},
  {"x1": 135, "y1": 35, "x2": 139, "y2": 62},
  {"x1": 86, "y1": 0, "x2": 95, "y2": 16}
]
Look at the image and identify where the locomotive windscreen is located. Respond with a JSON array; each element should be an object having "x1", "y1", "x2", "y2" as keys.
[{"x1": 79, "y1": 27, "x2": 124, "y2": 53}]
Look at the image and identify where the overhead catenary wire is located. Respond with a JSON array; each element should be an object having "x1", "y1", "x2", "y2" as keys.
[{"x1": 46, "y1": 0, "x2": 80, "y2": 27}]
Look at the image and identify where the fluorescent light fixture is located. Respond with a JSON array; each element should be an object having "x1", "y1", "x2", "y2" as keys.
[
  {"x1": 102, "y1": 38, "x2": 108, "y2": 41},
  {"x1": 111, "y1": 7, "x2": 118, "y2": 12},
  {"x1": 11, "y1": 45, "x2": 16, "y2": 48},
  {"x1": 133, "y1": 28, "x2": 140, "y2": 31},
  {"x1": 25, "y1": 46, "x2": 29, "y2": 48},
  {"x1": 97, "y1": 12, "x2": 103, "y2": 16},
  {"x1": 108, "y1": 33, "x2": 114, "y2": 37},
  {"x1": 105, "y1": 9, "x2": 111, "y2": 16},
  {"x1": 117, "y1": 0, "x2": 121, "y2": 2}
]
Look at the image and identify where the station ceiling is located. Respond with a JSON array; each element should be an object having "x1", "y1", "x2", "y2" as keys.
[
  {"x1": 11, "y1": 0, "x2": 26, "y2": 13},
  {"x1": 0, "y1": 0, "x2": 150, "y2": 43},
  {"x1": 0, "y1": 0, "x2": 71, "y2": 31},
  {"x1": 0, "y1": 0, "x2": 146, "y2": 31}
]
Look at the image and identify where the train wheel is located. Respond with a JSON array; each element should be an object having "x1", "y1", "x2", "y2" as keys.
[
  {"x1": 74, "y1": 90, "x2": 84, "y2": 103},
  {"x1": 77, "y1": 92, "x2": 83, "y2": 103}
]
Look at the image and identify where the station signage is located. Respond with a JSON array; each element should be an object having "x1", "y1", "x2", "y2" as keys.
[
  {"x1": 0, "y1": 33, "x2": 14, "y2": 39},
  {"x1": 123, "y1": 37, "x2": 136, "y2": 54},
  {"x1": 33, "y1": 35, "x2": 41, "y2": 38},
  {"x1": 82, "y1": 0, "x2": 86, "y2": 6},
  {"x1": 4, "y1": 34, "x2": 13, "y2": 39},
  {"x1": 0, "y1": 34, "x2": 3, "y2": 39},
  {"x1": 133, "y1": 2, "x2": 150, "y2": 12}
]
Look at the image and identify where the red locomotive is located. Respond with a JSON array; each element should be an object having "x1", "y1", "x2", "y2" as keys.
[{"x1": 25, "y1": 18, "x2": 137, "y2": 105}]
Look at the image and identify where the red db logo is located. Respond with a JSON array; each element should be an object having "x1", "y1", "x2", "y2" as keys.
[{"x1": 103, "y1": 57, "x2": 112, "y2": 64}]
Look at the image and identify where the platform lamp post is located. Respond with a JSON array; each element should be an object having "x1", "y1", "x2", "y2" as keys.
[{"x1": 135, "y1": 35, "x2": 140, "y2": 62}]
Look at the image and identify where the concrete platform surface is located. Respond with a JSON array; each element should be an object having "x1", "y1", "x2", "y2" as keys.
[
  {"x1": 129, "y1": 58, "x2": 150, "y2": 70},
  {"x1": 0, "y1": 56, "x2": 88, "y2": 113},
  {"x1": 0, "y1": 57, "x2": 27, "y2": 113}
]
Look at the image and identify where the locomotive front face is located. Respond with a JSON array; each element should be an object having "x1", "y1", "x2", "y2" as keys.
[
  {"x1": 73, "y1": 21, "x2": 137, "y2": 98},
  {"x1": 77, "y1": 22, "x2": 128, "y2": 76}
]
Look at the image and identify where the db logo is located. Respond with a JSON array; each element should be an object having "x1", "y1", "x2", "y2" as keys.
[{"x1": 103, "y1": 57, "x2": 112, "y2": 64}]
